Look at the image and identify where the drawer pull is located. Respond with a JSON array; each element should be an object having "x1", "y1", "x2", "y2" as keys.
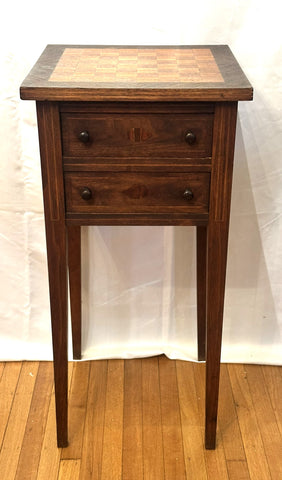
[
  {"x1": 183, "y1": 188, "x2": 194, "y2": 201},
  {"x1": 78, "y1": 131, "x2": 90, "y2": 143},
  {"x1": 80, "y1": 187, "x2": 92, "y2": 200},
  {"x1": 185, "y1": 131, "x2": 196, "y2": 145}
]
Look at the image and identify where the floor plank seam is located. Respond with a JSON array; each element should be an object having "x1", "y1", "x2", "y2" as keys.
[
  {"x1": 158, "y1": 356, "x2": 169, "y2": 480},
  {"x1": 0, "y1": 363, "x2": 23, "y2": 454},
  {"x1": 174, "y1": 360, "x2": 188, "y2": 480},
  {"x1": 244, "y1": 364, "x2": 277, "y2": 480}
]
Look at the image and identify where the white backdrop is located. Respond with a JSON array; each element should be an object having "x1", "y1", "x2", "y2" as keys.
[{"x1": 0, "y1": 0, "x2": 281, "y2": 363}]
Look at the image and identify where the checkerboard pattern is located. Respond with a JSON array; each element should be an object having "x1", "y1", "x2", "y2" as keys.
[{"x1": 49, "y1": 47, "x2": 224, "y2": 84}]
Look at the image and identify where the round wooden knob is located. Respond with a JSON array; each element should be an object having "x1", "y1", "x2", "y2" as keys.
[
  {"x1": 183, "y1": 188, "x2": 194, "y2": 201},
  {"x1": 80, "y1": 187, "x2": 92, "y2": 200},
  {"x1": 185, "y1": 131, "x2": 196, "y2": 145},
  {"x1": 78, "y1": 131, "x2": 90, "y2": 143}
]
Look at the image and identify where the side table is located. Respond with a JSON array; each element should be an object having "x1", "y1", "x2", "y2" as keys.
[{"x1": 20, "y1": 45, "x2": 253, "y2": 449}]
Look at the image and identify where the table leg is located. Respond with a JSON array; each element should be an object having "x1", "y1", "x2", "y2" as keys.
[
  {"x1": 205, "y1": 101, "x2": 238, "y2": 449},
  {"x1": 36, "y1": 101, "x2": 69, "y2": 448},
  {"x1": 46, "y1": 222, "x2": 68, "y2": 448},
  {"x1": 196, "y1": 226, "x2": 207, "y2": 361},
  {"x1": 205, "y1": 221, "x2": 229, "y2": 449},
  {"x1": 68, "y1": 226, "x2": 82, "y2": 360}
]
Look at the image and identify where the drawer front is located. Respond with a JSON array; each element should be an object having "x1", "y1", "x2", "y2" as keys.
[
  {"x1": 61, "y1": 113, "x2": 213, "y2": 159},
  {"x1": 65, "y1": 172, "x2": 210, "y2": 214}
]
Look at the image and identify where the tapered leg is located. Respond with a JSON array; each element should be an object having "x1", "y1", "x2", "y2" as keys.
[
  {"x1": 36, "y1": 101, "x2": 69, "y2": 448},
  {"x1": 47, "y1": 222, "x2": 68, "y2": 448},
  {"x1": 205, "y1": 101, "x2": 238, "y2": 449},
  {"x1": 68, "y1": 226, "x2": 82, "y2": 360},
  {"x1": 205, "y1": 221, "x2": 229, "y2": 449},
  {"x1": 196, "y1": 226, "x2": 207, "y2": 361}
]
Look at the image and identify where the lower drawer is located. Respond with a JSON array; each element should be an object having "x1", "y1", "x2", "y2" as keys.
[{"x1": 65, "y1": 172, "x2": 210, "y2": 215}]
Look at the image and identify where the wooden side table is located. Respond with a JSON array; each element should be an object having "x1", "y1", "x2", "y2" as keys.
[{"x1": 20, "y1": 45, "x2": 253, "y2": 449}]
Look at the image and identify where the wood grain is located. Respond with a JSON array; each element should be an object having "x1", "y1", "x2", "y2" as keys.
[
  {"x1": 159, "y1": 356, "x2": 186, "y2": 479},
  {"x1": 142, "y1": 357, "x2": 165, "y2": 479},
  {"x1": 243, "y1": 365, "x2": 282, "y2": 479},
  {"x1": 0, "y1": 362, "x2": 39, "y2": 480},
  {"x1": 79, "y1": 361, "x2": 108, "y2": 479},
  {"x1": 66, "y1": 213, "x2": 208, "y2": 226},
  {"x1": 196, "y1": 226, "x2": 207, "y2": 361},
  {"x1": 1, "y1": 359, "x2": 281, "y2": 479},
  {"x1": 61, "y1": 361, "x2": 90, "y2": 460},
  {"x1": 68, "y1": 226, "x2": 82, "y2": 360},
  {"x1": 58, "y1": 460, "x2": 80, "y2": 480},
  {"x1": 228, "y1": 364, "x2": 272, "y2": 479},
  {"x1": 122, "y1": 359, "x2": 143, "y2": 480},
  {"x1": 176, "y1": 360, "x2": 207, "y2": 479},
  {"x1": 218, "y1": 365, "x2": 247, "y2": 461},
  {"x1": 210, "y1": 102, "x2": 238, "y2": 222},
  {"x1": 0, "y1": 362, "x2": 22, "y2": 446},
  {"x1": 101, "y1": 360, "x2": 124, "y2": 480},
  {"x1": 36, "y1": 101, "x2": 68, "y2": 448},
  {"x1": 204, "y1": 102, "x2": 238, "y2": 449},
  {"x1": 193, "y1": 362, "x2": 229, "y2": 479},
  {"x1": 61, "y1": 112, "x2": 213, "y2": 159},
  {"x1": 49, "y1": 47, "x2": 224, "y2": 83},
  {"x1": 20, "y1": 45, "x2": 253, "y2": 102},
  {"x1": 15, "y1": 362, "x2": 53, "y2": 480},
  {"x1": 262, "y1": 365, "x2": 282, "y2": 437},
  {"x1": 65, "y1": 171, "x2": 210, "y2": 215},
  {"x1": 36, "y1": 363, "x2": 74, "y2": 479},
  {"x1": 227, "y1": 460, "x2": 251, "y2": 480}
]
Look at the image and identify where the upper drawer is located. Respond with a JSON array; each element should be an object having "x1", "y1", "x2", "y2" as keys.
[{"x1": 61, "y1": 113, "x2": 213, "y2": 159}]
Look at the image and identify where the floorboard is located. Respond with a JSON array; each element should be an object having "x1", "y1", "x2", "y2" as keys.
[{"x1": 0, "y1": 358, "x2": 281, "y2": 479}]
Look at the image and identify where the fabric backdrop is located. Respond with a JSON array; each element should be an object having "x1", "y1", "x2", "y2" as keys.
[{"x1": 0, "y1": 0, "x2": 281, "y2": 363}]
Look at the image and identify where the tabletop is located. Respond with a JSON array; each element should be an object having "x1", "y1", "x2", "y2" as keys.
[{"x1": 20, "y1": 45, "x2": 253, "y2": 102}]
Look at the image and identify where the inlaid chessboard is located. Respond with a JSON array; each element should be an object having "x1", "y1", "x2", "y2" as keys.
[
  {"x1": 21, "y1": 45, "x2": 253, "y2": 102},
  {"x1": 49, "y1": 47, "x2": 224, "y2": 83}
]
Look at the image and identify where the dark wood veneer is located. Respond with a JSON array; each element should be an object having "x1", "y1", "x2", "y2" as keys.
[
  {"x1": 64, "y1": 171, "x2": 210, "y2": 214},
  {"x1": 20, "y1": 45, "x2": 253, "y2": 451},
  {"x1": 20, "y1": 45, "x2": 253, "y2": 102},
  {"x1": 61, "y1": 112, "x2": 213, "y2": 159}
]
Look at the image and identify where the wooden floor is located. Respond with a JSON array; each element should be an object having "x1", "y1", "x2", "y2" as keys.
[{"x1": 0, "y1": 357, "x2": 281, "y2": 479}]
